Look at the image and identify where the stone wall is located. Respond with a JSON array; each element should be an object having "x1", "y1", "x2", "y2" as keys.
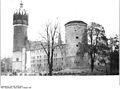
[{"x1": 13, "y1": 25, "x2": 27, "y2": 52}]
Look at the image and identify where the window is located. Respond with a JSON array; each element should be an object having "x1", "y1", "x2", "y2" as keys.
[
  {"x1": 54, "y1": 53, "x2": 57, "y2": 57},
  {"x1": 66, "y1": 39, "x2": 67, "y2": 43},
  {"x1": 40, "y1": 56, "x2": 41, "y2": 58},
  {"x1": 76, "y1": 45, "x2": 78, "y2": 47},
  {"x1": 31, "y1": 56, "x2": 35, "y2": 59},
  {"x1": 37, "y1": 64, "x2": 41, "y2": 67},
  {"x1": 44, "y1": 59, "x2": 46, "y2": 62},
  {"x1": 37, "y1": 56, "x2": 39, "y2": 59},
  {"x1": 76, "y1": 36, "x2": 79, "y2": 39},
  {"x1": 32, "y1": 60, "x2": 35, "y2": 63},
  {"x1": 37, "y1": 60, "x2": 39, "y2": 62},
  {"x1": 33, "y1": 64, "x2": 35, "y2": 67},
  {"x1": 16, "y1": 58, "x2": 19, "y2": 61},
  {"x1": 44, "y1": 55, "x2": 46, "y2": 58}
]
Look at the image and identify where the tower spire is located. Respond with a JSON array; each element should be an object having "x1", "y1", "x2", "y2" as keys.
[
  {"x1": 20, "y1": 0, "x2": 23, "y2": 8},
  {"x1": 58, "y1": 25, "x2": 62, "y2": 45},
  {"x1": 13, "y1": 0, "x2": 28, "y2": 25}
]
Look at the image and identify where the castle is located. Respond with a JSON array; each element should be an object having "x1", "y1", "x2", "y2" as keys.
[{"x1": 12, "y1": 2, "x2": 89, "y2": 73}]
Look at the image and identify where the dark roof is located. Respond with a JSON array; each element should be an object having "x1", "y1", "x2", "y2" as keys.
[
  {"x1": 65, "y1": 20, "x2": 87, "y2": 26},
  {"x1": 27, "y1": 40, "x2": 67, "y2": 51}
]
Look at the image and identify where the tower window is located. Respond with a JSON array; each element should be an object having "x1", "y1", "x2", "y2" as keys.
[
  {"x1": 44, "y1": 55, "x2": 47, "y2": 58},
  {"x1": 40, "y1": 56, "x2": 41, "y2": 58},
  {"x1": 16, "y1": 58, "x2": 19, "y2": 61},
  {"x1": 76, "y1": 45, "x2": 78, "y2": 47},
  {"x1": 54, "y1": 53, "x2": 57, "y2": 57},
  {"x1": 76, "y1": 36, "x2": 79, "y2": 39}
]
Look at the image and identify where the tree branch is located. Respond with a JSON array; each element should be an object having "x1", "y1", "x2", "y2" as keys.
[
  {"x1": 39, "y1": 41, "x2": 48, "y2": 55},
  {"x1": 39, "y1": 32, "x2": 47, "y2": 42}
]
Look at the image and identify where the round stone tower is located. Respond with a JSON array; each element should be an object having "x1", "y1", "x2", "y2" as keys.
[
  {"x1": 65, "y1": 20, "x2": 88, "y2": 68},
  {"x1": 12, "y1": 1, "x2": 28, "y2": 72}
]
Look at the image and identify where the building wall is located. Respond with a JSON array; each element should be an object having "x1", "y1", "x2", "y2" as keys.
[
  {"x1": 12, "y1": 62, "x2": 22, "y2": 72},
  {"x1": 26, "y1": 50, "x2": 31, "y2": 72},
  {"x1": 28, "y1": 45, "x2": 67, "y2": 73},
  {"x1": 13, "y1": 52, "x2": 22, "y2": 62},
  {"x1": 52, "y1": 45, "x2": 66, "y2": 71},
  {"x1": 30, "y1": 49, "x2": 46, "y2": 72},
  {"x1": 12, "y1": 49, "x2": 26, "y2": 72},
  {"x1": 65, "y1": 21, "x2": 87, "y2": 56}
]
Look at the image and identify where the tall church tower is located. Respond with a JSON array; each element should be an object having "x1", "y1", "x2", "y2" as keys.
[
  {"x1": 12, "y1": 1, "x2": 28, "y2": 72},
  {"x1": 58, "y1": 29, "x2": 62, "y2": 45}
]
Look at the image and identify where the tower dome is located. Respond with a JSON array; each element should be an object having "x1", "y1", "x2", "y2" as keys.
[{"x1": 13, "y1": 1, "x2": 28, "y2": 25}]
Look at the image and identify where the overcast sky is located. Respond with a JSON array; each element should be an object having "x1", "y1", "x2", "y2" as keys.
[{"x1": 1, "y1": 0, "x2": 119, "y2": 58}]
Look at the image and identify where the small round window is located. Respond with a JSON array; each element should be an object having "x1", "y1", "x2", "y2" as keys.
[
  {"x1": 76, "y1": 45, "x2": 78, "y2": 47},
  {"x1": 76, "y1": 36, "x2": 79, "y2": 39}
]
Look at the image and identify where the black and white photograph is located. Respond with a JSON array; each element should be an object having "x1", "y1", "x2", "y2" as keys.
[{"x1": 1, "y1": 0, "x2": 119, "y2": 88}]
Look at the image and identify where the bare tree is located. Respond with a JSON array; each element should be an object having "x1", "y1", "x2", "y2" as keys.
[{"x1": 39, "y1": 21, "x2": 59, "y2": 76}]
